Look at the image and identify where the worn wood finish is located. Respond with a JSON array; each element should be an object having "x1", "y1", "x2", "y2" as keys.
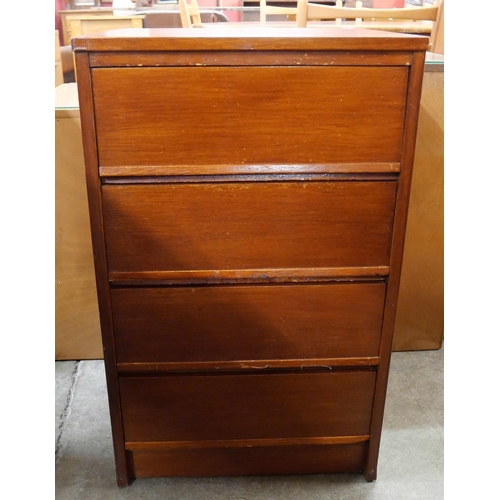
[
  {"x1": 111, "y1": 283, "x2": 386, "y2": 364},
  {"x1": 117, "y1": 357, "x2": 380, "y2": 373},
  {"x1": 129, "y1": 442, "x2": 368, "y2": 477},
  {"x1": 126, "y1": 435, "x2": 370, "y2": 450},
  {"x1": 102, "y1": 182, "x2": 396, "y2": 272},
  {"x1": 119, "y1": 371, "x2": 376, "y2": 442},
  {"x1": 93, "y1": 66, "x2": 408, "y2": 167},
  {"x1": 89, "y1": 50, "x2": 413, "y2": 68},
  {"x1": 73, "y1": 28, "x2": 427, "y2": 484},
  {"x1": 109, "y1": 266, "x2": 390, "y2": 285},
  {"x1": 73, "y1": 51, "x2": 131, "y2": 487},
  {"x1": 363, "y1": 50, "x2": 427, "y2": 482},
  {"x1": 99, "y1": 162, "x2": 401, "y2": 177}
]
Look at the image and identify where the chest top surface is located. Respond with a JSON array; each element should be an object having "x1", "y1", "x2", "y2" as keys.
[{"x1": 72, "y1": 26, "x2": 429, "y2": 52}]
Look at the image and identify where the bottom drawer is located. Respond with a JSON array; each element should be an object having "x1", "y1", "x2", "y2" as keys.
[
  {"x1": 119, "y1": 371, "x2": 376, "y2": 443},
  {"x1": 127, "y1": 442, "x2": 368, "y2": 478}
]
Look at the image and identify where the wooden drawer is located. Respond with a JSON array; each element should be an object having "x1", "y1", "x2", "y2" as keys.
[
  {"x1": 102, "y1": 181, "x2": 396, "y2": 273},
  {"x1": 119, "y1": 371, "x2": 376, "y2": 443},
  {"x1": 92, "y1": 66, "x2": 408, "y2": 167},
  {"x1": 112, "y1": 283, "x2": 385, "y2": 366},
  {"x1": 128, "y1": 443, "x2": 368, "y2": 478}
]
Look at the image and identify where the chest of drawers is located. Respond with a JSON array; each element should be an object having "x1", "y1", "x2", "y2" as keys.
[{"x1": 73, "y1": 27, "x2": 428, "y2": 486}]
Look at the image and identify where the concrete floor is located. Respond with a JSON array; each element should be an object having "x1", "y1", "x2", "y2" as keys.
[{"x1": 55, "y1": 349, "x2": 443, "y2": 499}]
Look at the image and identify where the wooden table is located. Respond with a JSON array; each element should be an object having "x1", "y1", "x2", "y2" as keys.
[{"x1": 59, "y1": 9, "x2": 145, "y2": 45}]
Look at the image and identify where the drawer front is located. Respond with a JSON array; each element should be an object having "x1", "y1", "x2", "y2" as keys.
[
  {"x1": 129, "y1": 443, "x2": 368, "y2": 477},
  {"x1": 102, "y1": 181, "x2": 396, "y2": 272},
  {"x1": 92, "y1": 66, "x2": 408, "y2": 167},
  {"x1": 119, "y1": 371, "x2": 376, "y2": 442},
  {"x1": 112, "y1": 283, "x2": 385, "y2": 364}
]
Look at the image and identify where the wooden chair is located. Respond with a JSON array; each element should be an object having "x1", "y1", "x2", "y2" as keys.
[
  {"x1": 429, "y1": 0, "x2": 444, "y2": 53},
  {"x1": 179, "y1": 0, "x2": 202, "y2": 28},
  {"x1": 260, "y1": 0, "x2": 298, "y2": 24},
  {"x1": 145, "y1": 9, "x2": 229, "y2": 28},
  {"x1": 297, "y1": 0, "x2": 441, "y2": 50}
]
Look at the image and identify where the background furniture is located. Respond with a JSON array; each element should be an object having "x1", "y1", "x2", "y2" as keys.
[
  {"x1": 296, "y1": 0, "x2": 440, "y2": 50},
  {"x1": 73, "y1": 27, "x2": 428, "y2": 485},
  {"x1": 430, "y1": 0, "x2": 443, "y2": 53},
  {"x1": 66, "y1": 0, "x2": 102, "y2": 7},
  {"x1": 59, "y1": 9, "x2": 144, "y2": 45},
  {"x1": 144, "y1": 8, "x2": 229, "y2": 27},
  {"x1": 393, "y1": 54, "x2": 443, "y2": 350},
  {"x1": 56, "y1": 84, "x2": 103, "y2": 360},
  {"x1": 55, "y1": 31, "x2": 64, "y2": 87},
  {"x1": 179, "y1": 0, "x2": 202, "y2": 27},
  {"x1": 259, "y1": 0, "x2": 298, "y2": 23}
]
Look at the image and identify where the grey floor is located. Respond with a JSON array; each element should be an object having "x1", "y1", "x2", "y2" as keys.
[{"x1": 55, "y1": 349, "x2": 443, "y2": 500}]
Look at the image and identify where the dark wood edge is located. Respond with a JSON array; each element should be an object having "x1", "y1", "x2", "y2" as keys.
[
  {"x1": 73, "y1": 51, "x2": 131, "y2": 488},
  {"x1": 99, "y1": 163, "x2": 401, "y2": 177},
  {"x1": 364, "y1": 49, "x2": 427, "y2": 482},
  {"x1": 108, "y1": 267, "x2": 390, "y2": 285},
  {"x1": 89, "y1": 51, "x2": 412, "y2": 67},
  {"x1": 103, "y1": 173, "x2": 398, "y2": 185},
  {"x1": 125, "y1": 436, "x2": 370, "y2": 451},
  {"x1": 117, "y1": 357, "x2": 380, "y2": 373},
  {"x1": 71, "y1": 29, "x2": 430, "y2": 52}
]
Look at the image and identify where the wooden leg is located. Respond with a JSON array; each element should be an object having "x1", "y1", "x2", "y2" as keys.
[
  {"x1": 364, "y1": 467, "x2": 377, "y2": 482},
  {"x1": 116, "y1": 451, "x2": 134, "y2": 487}
]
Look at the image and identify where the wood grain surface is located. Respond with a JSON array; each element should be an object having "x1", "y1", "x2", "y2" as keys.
[
  {"x1": 111, "y1": 283, "x2": 386, "y2": 364},
  {"x1": 73, "y1": 28, "x2": 428, "y2": 485},
  {"x1": 55, "y1": 108, "x2": 102, "y2": 360},
  {"x1": 102, "y1": 181, "x2": 396, "y2": 272},
  {"x1": 71, "y1": 26, "x2": 430, "y2": 52},
  {"x1": 119, "y1": 371, "x2": 376, "y2": 442},
  {"x1": 393, "y1": 69, "x2": 444, "y2": 351},
  {"x1": 92, "y1": 66, "x2": 407, "y2": 167},
  {"x1": 128, "y1": 442, "x2": 368, "y2": 477}
]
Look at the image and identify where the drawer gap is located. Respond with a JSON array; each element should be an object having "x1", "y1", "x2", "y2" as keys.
[
  {"x1": 102, "y1": 173, "x2": 399, "y2": 184},
  {"x1": 109, "y1": 267, "x2": 390, "y2": 287},
  {"x1": 125, "y1": 435, "x2": 371, "y2": 451},
  {"x1": 117, "y1": 366, "x2": 378, "y2": 377}
]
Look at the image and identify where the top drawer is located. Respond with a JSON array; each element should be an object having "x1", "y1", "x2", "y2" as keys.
[{"x1": 92, "y1": 66, "x2": 408, "y2": 168}]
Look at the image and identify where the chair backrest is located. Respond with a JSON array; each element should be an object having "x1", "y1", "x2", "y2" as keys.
[
  {"x1": 297, "y1": 0, "x2": 440, "y2": 30},
  {"x1": 179, "y1": 0, "x2": 202, "y2": 28},
  {"x1": 428, "y1": 0, "x2": 444, "y2": 53},
  {"x1": 260, "y1": 0, "x2": 298, "y2": 24},
  {"x1": 144, "y1": 9, "x2": 229, "y2": 28}
]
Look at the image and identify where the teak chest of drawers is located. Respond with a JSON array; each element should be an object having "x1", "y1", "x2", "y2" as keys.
[{"x1": 73, "y1": 27, "x2": 428, "y2": 486}]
